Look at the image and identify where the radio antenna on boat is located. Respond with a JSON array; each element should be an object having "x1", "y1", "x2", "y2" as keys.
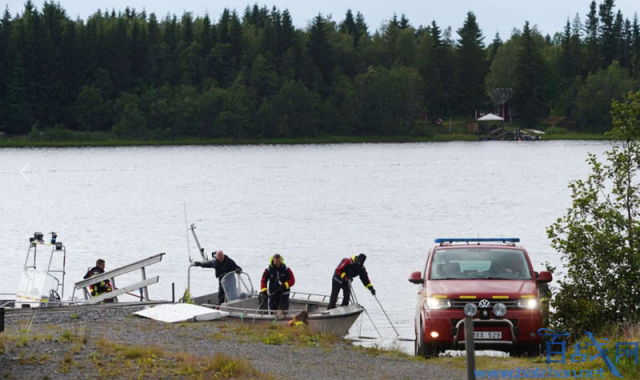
[
  {"x1": 183, "y1": 205, "x2": 208, "y2": 262},
  {"x1": 184, "y1": 204, "x2": 192, "y2": 263},
  {"x1": 189, "y1": 224, "x2": 208, "y2": 261}
]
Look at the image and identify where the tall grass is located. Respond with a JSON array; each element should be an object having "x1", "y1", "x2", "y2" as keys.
[
  {"x1": 218, "y1": 322, "x2": 340, "y2": 348},
  {"x1": 94, "y1": 337, "x2": 260, "y2": 378},
  {"x1": 95, "y1": 336, "x2": 163, "y2": 359},
  {"x1": 0, "y1": 332, "x2": 7, "y2": 355},
  {"x1": 122, "y1": 345, "x2": 165, "y2": 360},
  {"x1": 176, "y1": 352, "x2": 259, "y2": 378}
]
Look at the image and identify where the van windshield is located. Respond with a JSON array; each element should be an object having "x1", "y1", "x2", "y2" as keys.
[{"x1": 430, "y1": 248, "x2": 531, "y2": 280}]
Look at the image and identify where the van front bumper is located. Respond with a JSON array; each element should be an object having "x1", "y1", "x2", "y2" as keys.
[{"x1": 421, "y1": 309, "x2": 543, "y2": 348}]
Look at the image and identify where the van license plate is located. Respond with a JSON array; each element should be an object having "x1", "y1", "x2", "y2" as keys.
[{"x1": 474, "y1": 332, "x2": 502, "y2": 340}]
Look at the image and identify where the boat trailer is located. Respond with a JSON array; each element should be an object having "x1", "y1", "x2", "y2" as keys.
[{"x1": 72, "y1": 253, "x2": 165, "y2": 304}]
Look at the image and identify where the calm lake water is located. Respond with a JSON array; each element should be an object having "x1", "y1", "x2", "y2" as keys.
[{"x1": 0, "y1": 141, "x2": 609, "y2": 343}]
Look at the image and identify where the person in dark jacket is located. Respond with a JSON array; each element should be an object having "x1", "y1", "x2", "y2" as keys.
[
  {"x1": 194, "y1": 250, "x2": 242, "y2": 304},
  {"x1": 259, "y1": 254, "x2": 295, "y2": 311},
  {"x1": 328, "y1": 253, "x2": 375, "y2": 310},
  {"x1": 83, "y1": 259, "x2": 113, "y2": 298}
]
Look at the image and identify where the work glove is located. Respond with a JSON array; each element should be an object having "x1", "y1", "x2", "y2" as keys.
[
  {"x1": 193, "y1": 261, "x2": 203, "y2": 267},
  {"x1": 369, "y1": 287, "x2": 376, "y2": 296},
  {"x1": 235, "y1": 269, "x2": 242, "y2": 274},
  {"x1": 279, "y1": 284, "x2": 287, "y2": 292}
]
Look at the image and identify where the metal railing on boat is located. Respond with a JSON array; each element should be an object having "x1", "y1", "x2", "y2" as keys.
[
  {"x1": 201, "y1": 291, "x2": 349, "y2": 317},
  {"x1": 288, "y1": 291, "x2": 346, "y2": 304},
  {"x1": 201, "y1": 303, "x2": 291, "y2": 317}
]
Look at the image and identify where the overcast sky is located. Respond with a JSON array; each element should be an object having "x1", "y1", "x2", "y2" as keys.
[{"x1": 2, "y1": 0, "x2": 639, "y2": 41}]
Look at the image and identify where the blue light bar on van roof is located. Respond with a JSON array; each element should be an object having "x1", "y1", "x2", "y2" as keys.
[{"x1": 434, "y1": 238, "x2": 520, "y2": 243}]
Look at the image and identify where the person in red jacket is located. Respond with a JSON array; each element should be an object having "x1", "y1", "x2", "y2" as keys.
[
  {"x1": 260, "y1": 254, "x2": 295, "y2": 311},
  {"x1": 328, "y1": 253, "x2": 375, "y2": 309}
]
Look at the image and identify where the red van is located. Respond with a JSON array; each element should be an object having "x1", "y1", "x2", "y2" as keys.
[{"x1": 409, "y1": 238, "x2": 552, "y2": 357}]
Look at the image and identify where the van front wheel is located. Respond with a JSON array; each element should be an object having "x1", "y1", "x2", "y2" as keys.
[
  {"x1": 415, "y1": 321, "x2": 426, "y2": 357},
  {"x1": 416, "y1": 321, "x2": 441, "y2": 358}
]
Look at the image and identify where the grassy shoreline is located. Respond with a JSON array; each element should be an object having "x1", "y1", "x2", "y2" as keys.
[
  {"x1": 1, "y1": 311, "x2": 462, "y2": 379},
  {"x1": 0, "y1": 133, "x2": 609, "y2": 148},
  {"x1": 5, "y1": 307, "x2": 638, "y2": 378}
]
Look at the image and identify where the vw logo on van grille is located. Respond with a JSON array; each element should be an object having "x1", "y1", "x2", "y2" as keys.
[{"x1": 478, "y1": 299, "x2": 491, "y2": 308}]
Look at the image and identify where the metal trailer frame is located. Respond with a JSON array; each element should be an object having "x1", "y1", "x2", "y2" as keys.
[{"x1": 72, "y1": 253, "x2": 165, "y2": 305}]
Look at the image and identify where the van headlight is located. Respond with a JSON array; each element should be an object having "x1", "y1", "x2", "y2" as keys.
[
  {"x1": 517, "y1": 298, "x2": 539, "y2": 309},
  {"x1": 426, "y1": 297, "x2": 451, "y2": 309},
  {"x1": 493, "y1": 302, "x2": 507, "y2": 317}
]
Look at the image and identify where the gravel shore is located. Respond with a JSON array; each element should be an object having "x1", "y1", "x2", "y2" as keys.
[{"x1": 0, "y1": 306, "x2": 464, "y2": 379}]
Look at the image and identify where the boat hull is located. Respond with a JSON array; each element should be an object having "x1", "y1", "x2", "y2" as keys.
[{"x1": 194, "y1": 291, "x2": 364, "y2": 336}]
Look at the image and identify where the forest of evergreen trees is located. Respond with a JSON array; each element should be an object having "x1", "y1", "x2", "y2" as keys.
[{"x1": 0, "y1": 0, "x2": 639, "y2": 139}]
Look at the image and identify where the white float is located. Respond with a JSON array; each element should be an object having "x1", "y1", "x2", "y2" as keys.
[{"x1": 135, "y1": 303, "x2": 229, "y2": 323}]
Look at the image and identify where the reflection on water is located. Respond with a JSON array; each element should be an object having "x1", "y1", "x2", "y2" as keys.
[{"x1": 0, "y1": 141, "x2": 609, "y2": 351}]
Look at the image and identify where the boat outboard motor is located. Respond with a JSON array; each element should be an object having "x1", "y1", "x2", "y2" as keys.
[
  {"x1": 34, "y1": 232, "x2": 44, "y2": 242},
  {"x1": 50, "y1": 232, "x2": 57, "y2": 244}
]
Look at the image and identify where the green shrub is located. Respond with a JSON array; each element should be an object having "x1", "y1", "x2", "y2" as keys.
[
  {"x1": 261, "y1": 333, "x2": 285, "y2": 345},
  {"x1": 60, "y1": 329, "x2": 73, "y2": 342},
  {"x1": 209, "y1": 354, "x2": 255, "y2": 378},
  {"x1": 548, "y1": 91, "x2": 640, "y2": 334}
]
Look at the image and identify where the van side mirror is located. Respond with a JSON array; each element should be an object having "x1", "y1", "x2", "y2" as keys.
[
  {"x1": 537, "y1": 271, "x2": 552, "y2": 283},
  {"x1": 409, "y1": 271, "x2": 424, "y2": 285}
]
